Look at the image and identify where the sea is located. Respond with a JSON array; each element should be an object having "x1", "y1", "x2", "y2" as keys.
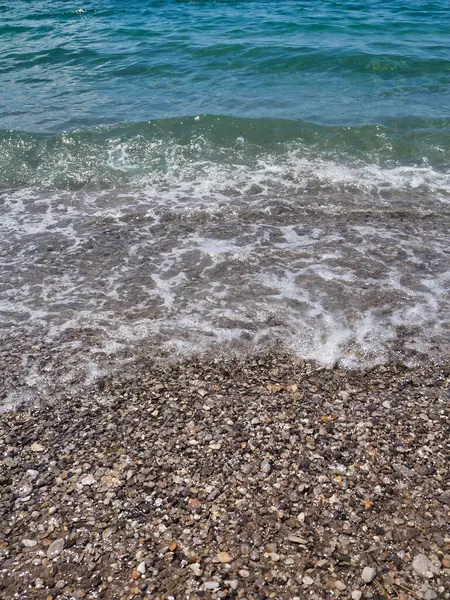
[{"x1": 1, "y1": 0, "x2": 449, "y2": 408}]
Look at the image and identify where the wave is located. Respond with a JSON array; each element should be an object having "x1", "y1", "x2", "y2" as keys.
[{"x1": 0, "y1": 116, "x2": 449, "y2": 197}]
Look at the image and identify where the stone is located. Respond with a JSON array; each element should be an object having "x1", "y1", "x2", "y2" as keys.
[
  {"x1": 437, "y1": 494, "x2": 450, "y2": 506},
  {"x1": 412, "y1": 554, "x2": 432, "y2": 577},
  {"x1": 137, "y1": 561, "x2": 146, "y2": 574},
  {"x1": 260, "y1": 460, "x2": 271, "y2": 474},
  {"x1": 22, "y1": 539, "x2": 37, "y2": 548},
  {"x1": 423, "y1": 589, "x2": 437, "y2": 600},
  {"x1": 287, "y1": 534, "x2": 308, "y2": 545},
  {"x1": 335, "y1": 580, "x2": 346, "y2": 591},
  {"x1": 30, "y1": 443, "x2": 45, "y2": 452},
  {"x1": 203, "y1": 581, "x2": 220, "y2": 590},
  {"x1": 393, "y1": 464, "x2": 414, "y2": 478},
  {"x1": 217, "y1": 551, "x2": 232, "y2": 564},
  {"x1": 80, "y1": 474, "x2": 96, "y2": 486},
  {"x1": 238, "y1": 569, "x2": 250, "y2": 578},
  {"x1": 351, "y1": 592, "x2": 362, "y2": 600},
  {"x1": 189, "y1": 563, "x2": 202, "y2": 577},
  {"x1": 47, "y1": 538, "x2": 65, "y2": 559},
  {"x1": 303, "y1": 575, "x2": 314, "y2": 586},
  {"x1": 361, "y1": 566, "x2": 376, "y2": 583},
  {"x1": 188, "y1": 498, "x2": 201, "y2": 510},
  {"x1": 268, "y1": 552, "x2": 280, "y2": 561}
]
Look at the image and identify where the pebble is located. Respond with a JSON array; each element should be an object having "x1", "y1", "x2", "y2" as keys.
[
  {"x1": 137, "y1": 561, "x2": 146, "y2": 574},
  {"x1": 287, "y1": 534, "x2": 308, "y2": 545},
  {"x1": 189, "y1": 563, "x2": 202, "y2": 577},
  {"x1": 1, "y1": 354, "x2": 448, "y2": 600},
  {"x1": 47, "y1": 538, "x2": 65, "y2": 559},
  {"x1": 260, "y1": 460, "x2": 271, "y2": 474},
  {"x1": 394, "y1": 464, "x2": 415, "y2": 478},
  {"x1": 216, "y1": 551, "x2": 232, "y2": 564},
  {"x1": 81, "y1": 474, "x2": 96, "y2": 486},
  {"x1": 361, "y1": 566, "x2": 376, "y2": 583},
  {"x1": 30, "y1": 443, "x2": 45, "y2": 452},
  {"x1": 412, "y1": 554, "x2": 432, "y2": 577},
  {"x1": 203, "y1": 581, "x2": 220, "y2": 590},
  {"x1": 268, "y1": 552, "x2": 280, "y2": 562}
]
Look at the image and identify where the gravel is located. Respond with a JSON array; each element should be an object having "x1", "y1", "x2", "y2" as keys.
[{"x1": 0, "y1": 351, "x2": 449, "y2": 599}]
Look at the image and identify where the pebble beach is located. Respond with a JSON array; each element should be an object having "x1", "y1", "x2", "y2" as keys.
[{"x1": 1, "y1": 352, "x2": 449, "y2": 599}]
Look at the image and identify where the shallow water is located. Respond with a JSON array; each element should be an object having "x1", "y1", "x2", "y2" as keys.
[{"x1": 1, "y1": 1, "x2": 450, "y2": 408}]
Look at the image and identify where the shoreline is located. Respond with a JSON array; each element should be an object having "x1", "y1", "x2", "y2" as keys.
[{"x1": 0, "y1": 352, "x2": 449, "y2": 599}]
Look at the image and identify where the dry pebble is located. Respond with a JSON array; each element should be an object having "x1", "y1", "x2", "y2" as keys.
[
  {"x1": 361, "y1": 566, "x2": 376, "y2": 583},
  {"x1": 0, "y1": 351, "x2": 449, "y2": 599}
]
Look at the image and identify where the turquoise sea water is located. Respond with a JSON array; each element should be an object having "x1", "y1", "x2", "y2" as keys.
[
  {"x1": 1, "y1": 0, "x2": 450, "y2": 184},
  {"x1": 1, "y1": 1, "x2": 450, "y2": 406}
]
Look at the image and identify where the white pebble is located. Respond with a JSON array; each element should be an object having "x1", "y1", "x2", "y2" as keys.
[
  {"x1": 137, "y1": 561, "x2": 146, "y2": 574},
  {"x1": 362, "y1": 566, "x2": 376, "y2": 583},
  {"x1": 203, "y1": 581, "x2": 219, "y2": 590}
]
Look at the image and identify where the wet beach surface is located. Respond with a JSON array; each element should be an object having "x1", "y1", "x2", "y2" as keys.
[
  {"x1": 2, "y1": 185, "x2": 450, "y2": 411},
  {"x1": 1, "y1": 352, "x2": 449, "y2": 599}
]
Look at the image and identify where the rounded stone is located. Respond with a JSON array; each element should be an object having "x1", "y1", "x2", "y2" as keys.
[
  {"x1": 361, "y1": 566, "x2": 376, "y2": 583},
  {"x1": 47, "y1": 538, "x2": 65, "y2": 560}
]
